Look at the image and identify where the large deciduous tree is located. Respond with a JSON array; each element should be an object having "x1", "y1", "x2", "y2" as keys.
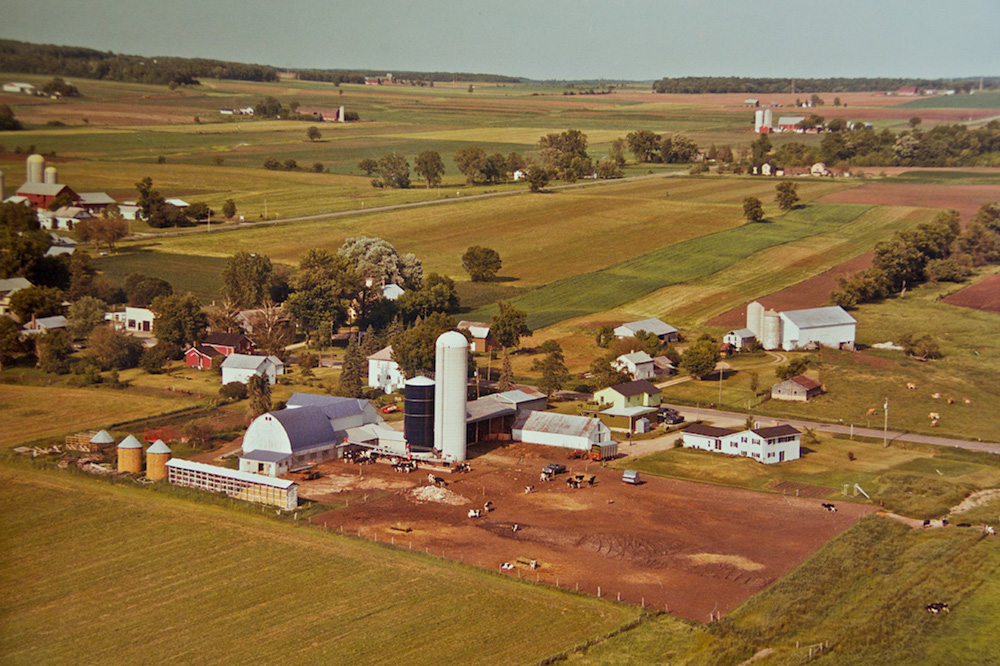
[
  {"x1": 414, "y1": 150, "x2": 445, "y2": 188},
  {"x1": 85, "y1": 325, "x2": 145, "y2": 370},
  {"x1": 461, "y1": 246, "x2": 502, "y2": 282},
  {"x1": 377, "y1": 152, "x2": 410, "y2": 189},
  {"x1": 454, "y1": 145, "x2": 489, "y2": 185},
  {"x1": 743, "y1": 196, "x2": 765, "y2": 223},
  {"x1": 338, "y1": 236, "x2": 422, "y2": 289},
  {"x1": 9, "y1": 285, "x2": 64, "y2": 321},
  {"x1": 390, "y1": 311, "x2": 457, "y2": 378},
  {"x1": 284, "y1": 249, "x2": 360, "y2": 343},
  {"x1": 124, "y1": 273, "x2": 173, "y2": 307},
  {"x1": 357, "y1": 158, "x2": 378, "y2": 176},
  {"x1": 151, "y1": 293, "x2": 208, "y2": 347},
  {"x1": 539, "y1": 129, "x2": 589, "y2": 172},
  {"x1": 491, "y1": 300, "x2": 530, "y2": 351},
  {"x1": 530, "y1": 341, "x2": 569, "y2": 396},
  {"x1": 67, "y1": 296, "x2": 108, "y2": 339},
  {"x1": 680, "y1": 338, "x2": 721, "y2": 379},
  {"x1": 222, "y1": 251, "x2": 273, "y2": 309},
  {"x1": 625, "y1": 130, "x2": 661, "y2": 163},
  {"x1": 774, "y1": 181, "x2": 799, "y2": 211},
  {"x1": 525, "y1": 165, "x2": 549, "y2": 193}
]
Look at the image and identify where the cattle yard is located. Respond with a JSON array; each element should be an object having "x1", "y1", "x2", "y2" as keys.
[{"x1": 305, "y1": 442, "x2": 875, "y2": 621}]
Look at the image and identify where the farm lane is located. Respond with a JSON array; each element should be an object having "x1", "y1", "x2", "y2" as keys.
[{"x1": 127, "y1": 171, "x2": 682, "y2": 241}]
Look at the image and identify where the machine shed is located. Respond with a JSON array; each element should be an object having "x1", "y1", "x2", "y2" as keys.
[{"x1": 512, "y1": 411, "x2": 612, "y2": 451}]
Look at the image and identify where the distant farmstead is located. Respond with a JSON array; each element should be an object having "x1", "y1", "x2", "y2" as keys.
[{"x1": 745, "y1": 301, "x2": 856, "y2": 351}]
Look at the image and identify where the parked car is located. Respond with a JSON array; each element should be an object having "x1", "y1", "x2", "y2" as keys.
[
  {"x1": 381, "y1": 404, "x2": 399, "y2": 414},
  {"x1": 542, "y1": 462, "x2": 566, "y2": 475},
  {"x1": 658, "y1": 407, "x2": 684, "y2": 425}
]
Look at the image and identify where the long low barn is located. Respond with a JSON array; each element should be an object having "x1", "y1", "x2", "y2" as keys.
[
  {"x1": 512, "y1": 411, "x2": 612, "y2": 451},
  {"x1": 166, "y1": 458, "x2": 298, "y2": 510}
]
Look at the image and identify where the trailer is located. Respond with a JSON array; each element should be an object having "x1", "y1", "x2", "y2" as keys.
[
  {"x1": 622, "y1": 470, "x2": 641, "y2": 485},
  {"x1": 589, "y1": 442, "x2": 618, "y2": 461}
]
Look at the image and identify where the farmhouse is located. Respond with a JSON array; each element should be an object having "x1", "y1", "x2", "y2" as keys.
[
  {"x1": 614, "y1": 317, "x2": 678, "y2": 342},
  {"x1": 21, "y1": 315, "x2": 67, "y2": 335},
  {"x1": 682, "y1": 423, "x2": 801, "y2": 464},
  {"x1": 221, "y1": 354, "x2": 280, "y2": 385},
  {"x1": 811, "y1": 162, "x2": 832, "y2": 177},
  {"x1": 723, "y1": 328, "x2": 757, "y2": 350},
  {"x1": 512, "y1": 411, "x2": 612, "y2": 451},
  {"x1": 121, "y1": 306, "x2": 155, "y2": 333},
  {"x1": 367, "y1": 345, "x2": 405, "y2": 393},
  {"x1": 0, "y1": 277, "x2": 31, "y2": 316},
  {"x1": 594, "y1": 380, "x2": 661, "y2": 410},
  {"x1": 202, "y1": 331, "x2": 255, "y2": 356},
  {"x1": 457, "y1": 321, "x2": 493, "y2": 353},
  {"x1": 771, "y1": 374, "x2": 823, "y2": 402},
  {"x1": 382, "y1": 283, "x2": 405, "y2": 301},
  {"x1": 3, "y1": 82, "x2": 36, "y2": 94},
  {"x1": 77, "y1": 192, "x2": 117, "y2": 215},
  {"x1": 746, "y1": 301, "x2": 856, "y2": 351},
  {"x1": 613, "y1": 351, "x2": 655, "y2": 380},
  {"x1": 167, "y1": 458, "x2": 298, "y2": 510}
]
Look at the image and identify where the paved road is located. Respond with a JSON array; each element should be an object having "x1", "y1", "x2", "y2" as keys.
[{"x1": 127, "y1": 171, "x2": 679, "y2": 241}]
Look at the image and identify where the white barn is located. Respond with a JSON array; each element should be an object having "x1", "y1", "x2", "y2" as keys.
[
  {"x1": 614, "y1": 317, "x2": 678, "y2": 342},
  {"x1": 221, "y1": 354, "x2": 278, "y2": 385},
  {"x1": 512, "y1": 411, "x2": 612, "y2": 451},
  {"x1": 746, "y1": 301, "x2": 856, "y2": 351},
  {"x1": 367, "y1": 345, "x2": 405, "y2": 393},
  {"x1": 681, "y1": 424, "x2": 800, "y2": 464}
]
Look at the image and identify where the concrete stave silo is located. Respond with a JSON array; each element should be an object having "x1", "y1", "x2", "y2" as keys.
[
  {"x1": 26, "y1": 154, "x2": 45, "y2": 184},
  {"x1": 117, "y1": 434, "x2": 143, "y2": 473},
  {"x1": 433, "y1": 331, "x2": 468, "y2": 462},
  {"x1": 404, "y1": 376, "x2": 435, "y2": 452},
  {"x1": 43, "y1": 165, "x2": 58, "y2": 185},
  {"x1": 145, "y1": 439, "x2": 172, "y2": 480}
]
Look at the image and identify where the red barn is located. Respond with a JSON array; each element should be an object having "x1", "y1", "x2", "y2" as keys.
[
  {"x1": 185, "y1": 344, "x2": 222, "y2": 370},
  {"x1": 202, "y1": 331, "x2": 255, "y2": 356},
  {"x1": 15, "y1": 183, "x2": 80, "y2": 209}
]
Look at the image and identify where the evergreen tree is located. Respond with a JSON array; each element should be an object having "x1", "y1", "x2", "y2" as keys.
[
  {"x1": 497, "y1": 349, "x2": 514, "y2": 392},
  {"x1": 246, "y1": 374, "x2": 272, "y2": 419},
  {"x1": 338, "y1": 335, "x2": 365, "y2": 397}
]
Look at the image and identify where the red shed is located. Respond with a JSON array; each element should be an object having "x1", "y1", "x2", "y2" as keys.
[{"x1": 185, "y1": 344, "x2": 222, "y2": 370}]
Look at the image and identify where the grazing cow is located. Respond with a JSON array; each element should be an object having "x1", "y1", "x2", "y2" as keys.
[
  {"x1": 984, "y1": 525, "x2": 996, "y2": 536},
  {"x1": 501, "y1": 562, "x2": 515, "y2": 571},
  {"x1": 922, "y1": 519, "x2": 931, "y2": 528},
  {"x1": 428, "y1": 474, "x2": 447, "y2": 487},
  {"x1": 866, "y1": 408, "x2": 878, "y2": 416},
  {"x1": 512, "y1": 523, "x2": 520, "y2": 532},
  {"x1": 942, "y1": 518, "x2": 948, "y2": 526},
  {"x1": 468, "y1": 509, "x2": 482, "y2": 519},
  {"x1": 587, "y1": 475, "x2": 597, "y2": 487},
  {"x1": 931, "y1": 420, "x2": 939, "y2": 428},
  {"x1": 524, "y1": 485, "x2": 534, "y2": 494},
  {"x1": 947, "y1": 397, "x2": 955, "y2": 405},
  {"x1": 963, "y1": 398, "x2": 972, "y2": 405},
  {"x1": 932, "y1": 392, "x2": 942, "y2": 399},
  {"x1": 821, "y1": 503, "x2": 837, "y2": 512},
  {"x1": 455, "y1": 462, "x2": 471, "y2": 473},
  {"x1": 925, "y1": 602, "x2": 950, "y2": 614},
  {"x1": 484, "y1": 501, "x2": 493, "y2": 512},
  {"x1": 529, "y1": 559, "x2": 538, "y2": 570},
  {"x1": 540, "y1": 472, "x2": 553, "y2": 483},
  {"x1": 929, "y1": 412, "x2": 941, "y2": 420},
  {"x1": 566, "y1": 477, "x2": 582, "y2": 489},
  {"x1": 906, "y1": 382, "x2": 917, "y2": 390}
]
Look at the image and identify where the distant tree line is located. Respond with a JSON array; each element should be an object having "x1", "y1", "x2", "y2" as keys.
[
  {"x1": 0, "y1": 39, "x2": 279, "y2": 86},
  {"x1": 651, "y1": 76, "x2": 993, "y2": 95}
]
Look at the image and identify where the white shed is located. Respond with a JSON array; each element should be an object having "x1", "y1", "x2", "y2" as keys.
[
  {"x1": 614, "y1": 317, "x2": 678, "y2": 342},
  {"x1": 512, "y1": 411, "x2": 612, "y2": 451},
  {"x1": 221, "y1": 354, "x2": 277, "y2": 385}
]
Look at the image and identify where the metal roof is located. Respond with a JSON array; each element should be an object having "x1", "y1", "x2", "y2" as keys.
[
  {"x1": 513, "y1": 411, "x2": 604, "y2": 438},
  {"x1": 77, "y1": 192, "x2": 116, "y2": 205},
  {"x1": 146, "y1": 440, "x2": 171, "y2": 454},
  {"x1": 728, "y1": 328, "x2": 756, "y2": 338},
  {"x1": 777, "y1": 116, "x2": 806, "y2": 125},
  {"x1": 790, "y1": 375, "x2": 822, "y2": 390},
  {"x1": 382, "y1": 284, "x2": 404, "y2": 301},
  {"x1": 368, "y1": 345, "x2": 394, "y2": 362},
  {"x1": 616, "y1": 318, "x2": 677, "y2": 337},
  {"x1": 684, "y1": 424, "x2": 738, "y2": 438},
  {"x1": 260, "y1": 406, "x2": 337, "y2": 452},
  {"x1": 16, "y1": 183, "x2": 74, "y2": 196},
  {"x1": 0, "y1": 277, "x2": 32, "y2": 296},
  {"x1": 203, "y1": 331, "x2": 251, "y2": 348},
  {"x1": 407, "y1": 375, "x2": 435, "y2": 387},
  {"x1": 600, "y1": 406, "x2": 658, "y2": 418},
  {"x1": 220, "y1": 354, "x2": 270, "y2": 370},
  {"x1": 493, "y1": 389, "x2": 546, "y2": 406},
  {"x1": 166, "y1": 458, "x2": 297, "y2": 489},
  {"x1": 466, "y1": 396, "x2": 516, "y2": 423},
  {"x1": 457, "y1": 321, "x2": 491, "y2": 339},
  {"x1": 239, "y1": 449, "x2": 289, "y2": 463},
  {"x1": 617, "y1": 351, "x2": 653, "y2": 365},
  {"x1": 90, "y1": 430, "x2": 114, "y2": 444},
  {"x1": 285, "y1": 393, "x2": 372, "y2": 421},
  {"x1": 780, "y1": 306, "x2": 856, "y2": 329},
  {"x1": 118, "y1": 434, "x2": 142, "y2": 449}
]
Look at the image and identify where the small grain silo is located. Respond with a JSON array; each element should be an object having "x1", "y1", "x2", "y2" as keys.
[
  {"x1": 433, "y1": 331, "x2": 468, "y2": 462},
  {"x1": 117, "y1": 434, "x2": 143, "y2": 473},
  {"x1": 145, "y1": 439, "x2": 172, "y2": 480},
  {"x1": 26, "y1": 154, "x2": 45, "y2": 184},
  {"x1": 89, "y1": 429, "x2": 115, "y2": 452},
  {"x1": 43, "y1": 165, "x2": 58, "y2": 185},
  {"x1": 404, "y1": 376, "x2": 435, "y2": 451}
]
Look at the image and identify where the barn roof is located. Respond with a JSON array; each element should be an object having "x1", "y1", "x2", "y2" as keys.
[
  {"x1": 616, "y1": 318, "x2": 677, "y2": 337},
  {"x1": 285, "y1": 392, "x2": 372, "y2": 421},
  {"x1": 16, "y1": 183, "x2": 76, "y2": 197},
  {"x1": 187, "y1": 344, "x2": 222, "y2": 359},
  {"x1": 204, "y1": 331, "x2": 251, "y2": 348},
  {"x1": 239, "y1": 449, "x2": 290, "y2": 463},
  {"x1": 77, "y1": 192, "x2": 116, "y2": 206},
  {"x1": 791, "y1": 374, "x2": 822, "y2": 390},
  {"x1": 513, "y1": 411, "x2": 604, "y2": 438},
  {"x1": 728, "y1": 328, "x2": 756, "y2": 338},
  {"x1": 780, "y1": 306, "x2": 856, "y2": 329},
  {"x1": 220, "y1": 354, "x2": 269, "y2": 370},
  {"x1": 466, "y1": 396, "x2": 516, "y2": 423},
  {"x1": 0, "y1": 276, "x2": 32, "y2": 296},
  {"x1": 260, "y1": 406, "x2": 337, "y2": 452},
  {"x1": 457, "y1": 321, "x2": 491, "y2": 339}
]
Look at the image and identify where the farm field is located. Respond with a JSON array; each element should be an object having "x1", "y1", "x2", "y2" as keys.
[
  {"x1": 0, "y1": 465, "x2": 637, "y2": 665},
  {"x1": 942, "y1": 268, "x2": 1000, "y2": 314},
  {"x1": 816, "y1": 181, "x2": 1000, "y2": 220},
  {"x1": 572, "y1": 516, "x2": 1000, "y2": 664},
  {"x1": 0, "y1": 384, "x2": 200, "y2": 446}
]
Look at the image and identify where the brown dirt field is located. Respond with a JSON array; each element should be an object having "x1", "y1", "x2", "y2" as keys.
[
  {"x1": 707, "y1": 252, "x2": 874, "y2": 328},
  {"x1": 817, "y1": 182, "x2": 1000, "y2": 221},
  {"x1": 942, "y1": 272, "x2": 1000, "y2": 314},
  {"x1": 306, "y1": 444, "x2": 874, "y2": 621}
]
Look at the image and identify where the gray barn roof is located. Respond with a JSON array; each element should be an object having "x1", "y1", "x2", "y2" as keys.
[
  {"x1": 513, "y1": 411, "x2": 603, "y2": 438},
  {"x1": 286, "y1": 392, "x2": 370, "y2": 421},
  {"x1": 264, "y1": 406, "x2": 337, "y2": 452},
  {"x1": 616, "y1": 318, "x2": 677, "y2": 337},
  {"x1": 781, "y1": 306, "x2": 856, "y2": 329}
]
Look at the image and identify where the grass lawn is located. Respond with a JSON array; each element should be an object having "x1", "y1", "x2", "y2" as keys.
[
  {"x1": 0, "y1": 383, "x2": 201, "y2": 446},
  {"x1": 573, "y1": 516, "x2": 1000, "y2": 664},
  {"x1": 0, "y1": 465, "x2": 637, "y2": 665}
]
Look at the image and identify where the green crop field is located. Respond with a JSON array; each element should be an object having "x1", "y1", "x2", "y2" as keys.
[
  {"x1": 94, "y1": 251, "x2": 230, "y2": 303},
  {"x1": 0, "y1": 384, "x2": 201, "y2": 446},
  {"x1": 898, "y1": 91, "x2": 1000, "y2": 109},
  {"x1": 0, "y1": 466, "x2": 637, "y2": 665},
  {"x1": 572, "y1": 516, "x2": 1000, "y2": 664}
]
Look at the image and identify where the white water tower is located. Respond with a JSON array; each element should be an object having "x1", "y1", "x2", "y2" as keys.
[{"x1": 433, "y1": 331, "x2": 468, "y2": 462}]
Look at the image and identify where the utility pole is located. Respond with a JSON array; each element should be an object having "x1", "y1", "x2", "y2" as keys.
[{"x1": 883, "y1": 398, "x2": 889, "y2": 448}]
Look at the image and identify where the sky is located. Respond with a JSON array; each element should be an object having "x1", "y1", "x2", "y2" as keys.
[{"x1": 1, "y1": 0, "x2": 997, "y2": 81}]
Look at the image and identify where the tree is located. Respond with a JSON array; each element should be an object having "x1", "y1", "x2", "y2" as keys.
[
  {"x1": 77, "y1": 214, "x2": 127, "y2": 253},
  {"x1": 0, "y1": 317, "x2": 25, "y2": 370},
  {"x1": 0, "y1": 104, "x2": 23, "y2": 131},
  {"x1": 390, "y1": 312, "x2": 456, "y2": 378},
  {"x1": 377, "y1": 153, "x2": 411, "y2": 189},
  {"x1": 222, "y1": 251, "x2": 273, "y2": 309},
  {"x1": 139, "y1": 345, "x2": 168, "y2": 374},
  {"x1": 85, "y1": 325, "x2": 144, "y2": 370},
  {"x1": 338, "y1": 236, "x2": 423, "y2": 289},
  {"x1": 496, "y1": 349, "x2": 514, "y2": 391},
  {"x1": 454, "y1": 146, "x2": 489, "y2": 185},
  {"x1": 263, "y1": 156, "x2": 281, "y2": 170},
  {"x1": 186, "y1": 202, "x2": 212, "y2": 221},
  {"x1": 774, "y1": 181, "x2": 799, "y2": 211},
  {"x1": 8, "y1": 285, "x2": 63, "y2": 321},
  {"x1": 608, "y1": 138, "x2": 627, "y2": 166},
  {"x1": 338, "y1": 336, "x2": 365, "y2": 397},
  {"x1": 595, "y1": 159, "x2": 624, "y2": 179},
  {"x1": 254, "y1": 96, "x2": 283, "y2": 118},
  {"x1": 306, "y1": 126, "x2": 322, "y2": 142},
  {"x1": 750, "y1": 133, "x2": 772, "y2": 169},
  {"x1": 246, "y1": 301, "x2": 293, "y2": 358},
  {"x1": 124, "y1": 274, "x2": 173, "y2": 307},
  {"x1": 743, "y1": 196, "x2": 765, "y2": 223},
  {"x1": 48, "y1": 190, "x2": 77, "y2": 212},
  {"x1": 67, "y1": 296, "x2": 108, "y2": 339},
  {"x1": 680, "y1": 339, "x2": 720, "y2": 379},
  {"x1": 530, "y1": 342, "x2": 569, "y2": 396},
  {"x1": 222, "y1": 199, "x2": 237, "y2": 219},
  {"x1": 357, "y1": 158, "x2": 378, "y2": 176},
  {"x1": 461, "y1": 246, "x2": 502, "y2": 282},
  {"x1": 414, "y1": 150, "x2": 445, "y2": 188},
  {"x1": 35, "y1": 329, "x2": 72, "y2": 373},
  {"x1": 135, "y1": 177, "x2": 165, "y2": 220},
  {"x1": 491, "y1": 300, "x2": 529, "y2": 350},
  {"x1": 909, "y1": 116, "x2": 922, "y2": 129},
  {"x1": 775, "y1": 357, "x2": 809, "y2": 381},
  {"x1": 151, "y1": 293, "x2": 207, "y2": 347},
  {"x1": 396, "y1": 272, "x2": 460, "y2": 321},
  {"x1": 589, "y1": 355, "x2": 632, "y2": 390},
  {"x1": 539, "y1": 129, "x2": 589, "y2": 171},
  {"x1": 246, "y1": 373, "x2": 272, "y2": 419},
  {"x1": 525, "y1": 165, "x2": 549, "y2": 193},
  {"x1": 595, "y1": 324, "x2": 615, "y2": 348},
  {"x1": 664, "y1": 134, "x2": 699, "y2": 163},
  {"x1": 284, "y1": 249, "x2": 360, "y2": 343}
]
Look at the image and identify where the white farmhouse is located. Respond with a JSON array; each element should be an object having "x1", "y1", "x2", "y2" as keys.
[
  {"x1": 746, "y1": 301, "x2": 855, "y2": 351},
  {"x1": 723, "y1": 328, "x2": 757, "y2": 350},
  {"x1": 613, "y1": 351, "x2": 655, "y2": 380},
  {"x1": 367, "y1": 345, "x2": 405, "y2": 393},
  {"x1": 682, "y1": 424, "x2": 801, "y2": 464},
  {"x1": 221, "y1": 354, "x2": 278, "y2": 385}
]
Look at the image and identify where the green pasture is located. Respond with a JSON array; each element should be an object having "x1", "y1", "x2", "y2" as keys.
[
  {"x1": 623, "y1": 431, "x2": 1000, "y2": 519},
  {"x1": 574, "y1": 517, "x2": 1000, "y2": 664},
  {"x1": 468, "y1": 202, "x2": 871, "y2": 330},
  {"x1": 0, "y1": 383, "x2": 201, "y2": 447},
  {"x1": 94, "y1": 251, "x2": 229, "y2": 303},
  {"x1": 885, "y1": 170, "x2": 1000, "y2": 185},
  {"x1": 898, "y1": 91, "x2": 1000, "y2": 109},
  {"x1": 0, "y1": 466, "x2": 637, "y2": 665}
]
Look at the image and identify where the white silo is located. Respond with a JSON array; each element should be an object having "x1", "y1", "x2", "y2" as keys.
[
  {"x1": 746, "y1": 301, "x2": 764, "y2": 338},
  {"x1": 26, "y1": 154, "x2": 45, "y2": 184},
  {"x1": 763, "y1": 108, "x2": 773, "y2": 130},
  {"x1": 762, "y1": 310, "x2": 782, "y2": 350},
  {"x1": 44, "y1": 165, "x2": 58, "y2": 185},
  {"x1": 433, "y1": 331, "x2": 468, "y2": 462},
  {"x1": 754, "y1": 109, "x2": 765, "y2": 132}
]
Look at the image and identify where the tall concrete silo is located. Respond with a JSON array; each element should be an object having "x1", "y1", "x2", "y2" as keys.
[
  {"x1": 763, "y1": 108, "x2": 773, "y2": 130},
  {"x1": 746, "y1": 301, "x2": 764, "y2": 338},
  {"x1": 761, "y1": 310, "x2": 782, "y2": 351},
  {"x1": 754, "y1": 109, "x2": 765, "y2": 132},
  {"x1": 26, "y1": 154, "x2": 45, "y2": 184},
  {"x1": 404, "y1": 376, "x2": 435, "y2": 452},
  {"x1": 43, "y1": 165, "x2": 58, "y2": 185},
  {"x1": 145, "y1": 439, "x2": 172, "y2": 480},
  {"x1": 117, "y1": 435, "x2": 143, "y2": 473},
  {"x1": 433, "y1": 331, "x2": 468, "y2": 462}
]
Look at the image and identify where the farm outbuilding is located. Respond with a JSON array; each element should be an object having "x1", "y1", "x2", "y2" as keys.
[
  {"x1": 613, "y1": 351, "x2": 655, "y2": 380},
  {"x1": 457, "y1": 321, "x2": 493, "y2": 353},
  {"x1": 771, "y1": 374, "x2": 823, "y2": 402},
  {"x1": 185, "y1": 344, "x2": 222, "y2": 370},
  {"x1": 145, "y1": 440, "x2": 172, "y2": 480},
  {"x1": 167, "y1": 458, "x2": 298, "y2": 510},
  {"x1": 0, "y1": 277, "x2": 31, "y2": 316},
  {"x1": 598, "y1": 406, "x2": 658, "y2": 434},
  {"x1": 512, "y1": 411, "x2": 612, "y2": 451},
  {"x1": 724, "y1": 328, "x2": 757, "y2": 350},
  {"x1": 221, "y1": 354, "x2": 278, "y2": 385},
  {"x1": 202, "y1": 332, "x2": 255, "y2": 356},
  {"x1": 594, "y1": 380, "x2": 662, "y2": 410},
  {"x1": 15, "y1": 183, "x2": 79, "y2": 209},
  {"x1": 614, "y1": 318, "x2": 678, "y2": 342},
  {"x1": 117, "y1": 435, "x2": 143, "y2": 473},
  {"x1": 746, "y1": 301, "x2": 855, "y2": 351}
]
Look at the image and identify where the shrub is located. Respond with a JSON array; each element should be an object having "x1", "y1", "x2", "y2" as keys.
[{"x1": 218, "y1": 381, "x2": 248, "y2": 401}]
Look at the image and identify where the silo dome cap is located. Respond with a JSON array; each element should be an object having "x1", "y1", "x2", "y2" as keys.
[
  {"x1": 90, "y1": 430, "x2": 115, "y2": 445},
  {"x1": 407, "y1": 376, "x2": 436, "y2": 386},
  {"x1": 435, "y1": 331, "x2": 469, "y2": 348},
  {"x1": 146, "y1": 440, "x2": 171, "y2": 454},
  {"x1": 118, "y1": 435, "x2": 142, "y2": 449}
]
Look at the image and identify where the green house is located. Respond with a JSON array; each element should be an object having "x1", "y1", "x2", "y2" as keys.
[{"x1": 593, "y1": 380, "x2": 661, "y2": 410}]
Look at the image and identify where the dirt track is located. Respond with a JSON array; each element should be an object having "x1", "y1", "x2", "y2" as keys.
[{"x1": 307, "y1": 443, "x2": 874, "y2": 621}]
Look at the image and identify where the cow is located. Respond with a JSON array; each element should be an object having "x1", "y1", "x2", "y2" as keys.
[
  {"x1": 501, "y1": 562, "x2": 515, "y2": 571},
  {"x1": 925, "y1": 602, "x2": 950, "y2": 614},
  {"x1": 524, "y1": 485, "x2": 534, "y2": 494},
  {"x1": 963, "y1": 398, "x2": 972, "y2": 405},
  {"x1": 484, "y1": 501, "x2": 493, "y2": 512},
  {"x1": 540, "y1": 472, "x2": 553, "y2": 483},
  {"x1": 931, "y1": 392, "x2": 942, "y2": 399},
  {"x1": 984, "y1": 525, "x2": 996, "y2": 536},
  {"x1": 455, "y1": 462, "x2": 471, "y2": 473},
  {"x1": 866, "y1": 408, "x2": 878, "y2": 416},
  {"x1": 928, "y1": 412, "x2": 941, "y2": 420},
  {"x1": 566, "y1": 477, "x2": 582, "y2": 489},
  {"x1": 906, "y1": 382, "x2": 917, "y2": 390},
  {"x1": 931, "y1": 419, "x2": 940, "y2": 427},
  {"x1": 821, "y1": 503, "x2": 837, "y2": 512},
  {"x1": 587, "y1": 475, "x2": 597, "y2": 487},
  {"x1": 512, "y1": 523, "x2": 520, "y2": 532},
  {"x1": 922, "y1": 519, "x2": 931, "y2": 528},
  {"x1": 946, "y1": 397, "x2": 955, "y2": 405},
  {"x1": 468, "y1": 509, "x2": 482, "y2": 519},
  {"x1": 428, "y1": 474, "x2": 447, "y2": 487}
]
